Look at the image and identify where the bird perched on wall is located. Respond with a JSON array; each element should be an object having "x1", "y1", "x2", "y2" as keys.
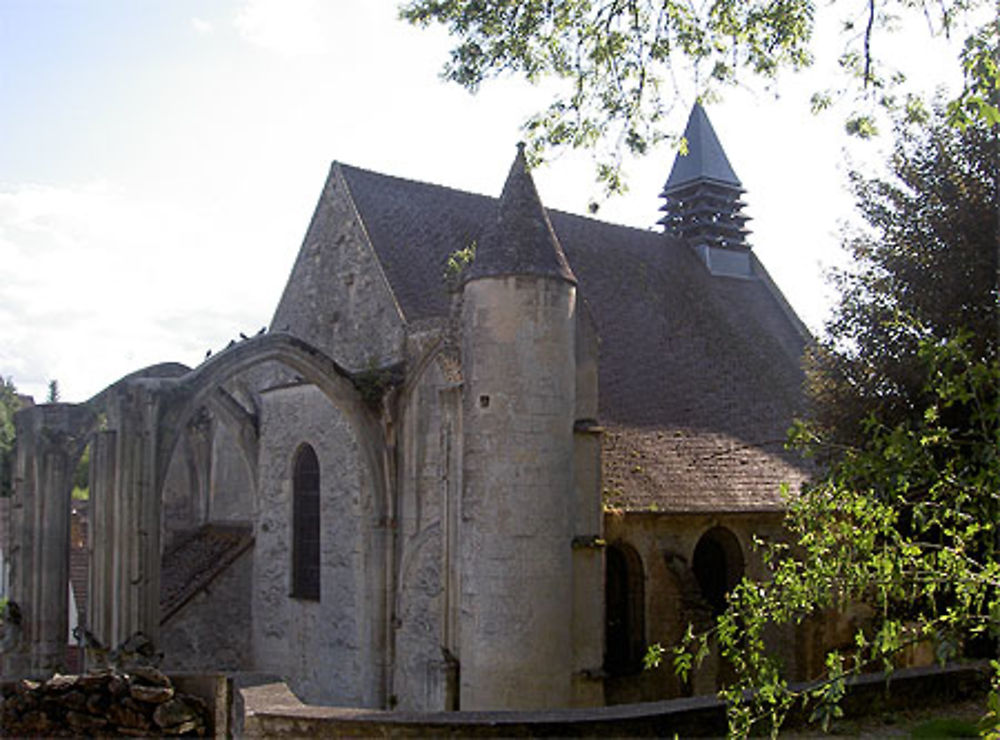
[
  {"x1": 0, "y1": 600, "x2": 23, "y2": 654},
  {"x1": 239, "y1": 332, "x2": 249, "y2": 340},
  {"x1": 205, "y1": 349, "x2": 212, "y2": 359},
  {"x1": 257, "y1": 326, "x2": 267, "y2": 335},
  {"x1": 73, "y1": 624, "x2": 110, "y2": 670},
  {"x1": 110, "y1": 630, "x2": 163, "y2": 671}
]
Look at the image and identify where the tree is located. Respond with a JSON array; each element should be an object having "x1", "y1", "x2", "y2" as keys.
[
  {"x1": 655, "y1": 335, "x2": 1000, "y2": 735},
  {"x1": 0, "y1": 378, "x2": 19, "y2": 497},
  {"x1": 47, "y1": 379, "x2": 60, "y2": 404},
  {"x1": 806, "y1": 110, "x2": 998, "y2": 451},
  {"x1": 648, "y1": 113, "x2": 1000, "y2": 736},
  {"x1": 401, "y1": 0, "x2": 998, "y2": 192}
]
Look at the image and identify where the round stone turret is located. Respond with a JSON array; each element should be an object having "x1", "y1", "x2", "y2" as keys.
[{"x1": 459, "y1": 145, "x2": 577, "y2": 709}]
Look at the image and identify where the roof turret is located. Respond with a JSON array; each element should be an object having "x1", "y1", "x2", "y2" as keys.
[
  {"x1": 659, "y1": 104, "x2": 750, "y2": 251},
  {"x1": 465, "y1": 143, "x2": 577, "y2": 285}
]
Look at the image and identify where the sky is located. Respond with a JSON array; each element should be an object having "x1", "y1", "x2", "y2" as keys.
[{"x1": 0, "y1": 0, "x2": 973, "y2": 402}]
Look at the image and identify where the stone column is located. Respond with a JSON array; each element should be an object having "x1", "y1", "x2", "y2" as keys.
[
  {"x1": 88, "y1": 429, "x2": 117, "y2": 654},
  {"x1": 106, "y1": 383, "x2": 163, "y2": 650},
  {"x1": 6, "y1": 403, "x2": 93, "y2": 677}
]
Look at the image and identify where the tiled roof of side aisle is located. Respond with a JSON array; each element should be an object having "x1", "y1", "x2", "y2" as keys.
[
  {"x1": 160, "y1": 524, "x2": 254, "y2": 623},
  {"x1": 336, "y1": 162, "x2": 813, "y2": 511}
]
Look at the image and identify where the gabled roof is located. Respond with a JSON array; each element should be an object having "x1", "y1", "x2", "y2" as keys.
[
  {"x1": 332, "y1": 161, "x2": 810, "y2": 511},
  {"x1": 467, "y1": 143, "x2": 576, "y2": 285},
  {"x1": 663, "y1": 103, "x2": 742, "y2": 192}
]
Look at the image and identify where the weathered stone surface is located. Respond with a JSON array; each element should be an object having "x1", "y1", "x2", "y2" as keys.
[
  {"x1": 129, "y1": 664, "x2": 171, "y2": 687},
  {"x1": 254, "y1": 384, "x2": 374, "y2": 707},
  {"x1": 18, "y1": 709, "x2": 52, "y2": 734},
  {"x1": 65, "y1": 709, "x2": 108, "y2": 731},
  {"x1": 44, "y1": 673, "x2": 79, "y2": 692},
  {"x1": 85, "y1": 689, "x2": 109, "y2": 715},
  {"x1": 61, "y1": 689, "x2": 87, "y2": 711},
  {"x1": 108, "y1": 701, "x2": 152, "y2": 730},
  {"x1": 16, "y1": 678, "x2": 41, "y2": 695},
  {"x1": 153, "y1": 696, "x2": 206, "y2": 733},
  {"x1": 1, "y1": 669, "x2": 212, "y2": 737},
  {"x1": 108, "y1": 673, "x2": 130, "y2": 697},
  {"x1": 130, "y1": 683, "x2": 175, "y2": 703}
]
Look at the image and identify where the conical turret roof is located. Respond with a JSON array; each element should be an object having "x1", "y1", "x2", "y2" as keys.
[
  {"x1": 663, "y1": 103, "x2": 741, "y2": 192},
  {"x1": 465, "y1": 143, "x2": 577, "y2": 285}
]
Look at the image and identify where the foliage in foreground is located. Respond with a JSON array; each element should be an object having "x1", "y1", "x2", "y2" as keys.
[
  {"x1": 807, "y1": 110, "x2": 998, "y2": 454},
  {"x1": 401, "y1": 0, "x2": 998, "y2": 194},
  {"x1": 651, "y1": 336, "x2": 1000, "y2": 736}
]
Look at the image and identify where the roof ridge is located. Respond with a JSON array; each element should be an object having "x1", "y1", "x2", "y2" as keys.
[{"x1": 336, "y1": 160, "x2": 664, "y2": 237}]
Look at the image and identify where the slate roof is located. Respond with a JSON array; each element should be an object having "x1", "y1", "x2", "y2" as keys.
[
  {"x1": 466, "y1": 144, "x2": 576, "y2": 285},
  {"x1": 335, "y1": 159, "x2": 811, "y2": 512},
  {"x1": 663, "y1": 103, "x2": 742, "y2": 191}
]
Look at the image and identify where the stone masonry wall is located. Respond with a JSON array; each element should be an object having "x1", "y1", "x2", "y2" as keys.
[
  {"x1": 392, "y1": 351, "x2": 453, "y2": 711},
  {"x1": 161, "y1": 548, "x2": 253, "y2": 673},
  {"x1": 253, "y1": 383, "x2": 377, "y2": 707},
  {"x1": 270, "y1": 165, "x2": 405, "y2": 373},
  {"x1": 459, "y1": 276, "x2": 577, "y2": 709},
  {"x1": 603, "y1": 509, "x2": 787, "y2": 702}
]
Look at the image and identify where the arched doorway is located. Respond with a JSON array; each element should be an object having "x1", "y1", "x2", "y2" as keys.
[
  {"x1": 604, "y1": 542, "x2": 645, "y2": 675},
  {"x1": 692, "y1": 526, "x2": 744, "y2": 615}
]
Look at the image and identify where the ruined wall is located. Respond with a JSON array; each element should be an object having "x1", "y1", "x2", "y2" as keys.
[
  {"x1": 391, "y1": 342, "x2": 460, "y2": 711},
  {"x1": 209, "y1": 423, "x2": 253, "y2": 523},
  {"x1": 252, "y1": 383, "x2": 379, "y2": 707},
  {"x1": 160, "y1": 548, "x2": 253, "y2": 673},
  {"x1": 160, "y1": 441, "x2": 201, "y2": 552}
]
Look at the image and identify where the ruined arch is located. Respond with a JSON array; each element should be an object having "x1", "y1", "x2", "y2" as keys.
[{"x1": 692, "y1": 526, "x2": 744, "y2": 616}]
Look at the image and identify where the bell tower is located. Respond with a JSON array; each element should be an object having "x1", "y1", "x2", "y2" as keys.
[{"x1": 659, "y1": 103, "x2": 753, "y2": 277}]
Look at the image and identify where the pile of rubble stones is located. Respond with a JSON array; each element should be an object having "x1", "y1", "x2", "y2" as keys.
[{"x1": 1, "y1": 667, "x2": 210, "y2": 736}]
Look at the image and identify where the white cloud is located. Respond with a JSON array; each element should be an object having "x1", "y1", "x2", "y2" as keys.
[
  {"x1": 234, "y1": 0, "x2": 333, "y2": 56},
  {"x1": 0, "y1": 181, "x2": 270, "y2": 402},
  {"x1": 191, "y1": 17, "x2": 214, "y2": 35}
]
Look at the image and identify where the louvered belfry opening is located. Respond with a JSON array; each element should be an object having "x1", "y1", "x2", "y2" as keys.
[
  {"x1": 292, "y1": 443, "x2": 321, "y2": 600},
  {"x1": 659, "y1": 179, "x2": 749, "y2": 249}
]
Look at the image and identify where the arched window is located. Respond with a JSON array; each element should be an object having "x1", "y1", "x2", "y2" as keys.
[
  {"x1": 291, "y1": 444, "x2": 320, "y2": 600},
  {"x1": 604, "y1": 542, "x2": 645, "y2": 676},
  {"x1": 692, "y1": 526, "x2": 744, "y2": 615}
]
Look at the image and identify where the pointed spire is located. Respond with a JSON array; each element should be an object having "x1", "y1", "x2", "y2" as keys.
[
  {"x1": 658, "y1": 104, "x2": 750, "y2": 250},
  {"x1": 466, "y1": 143, "x2": 577, "y2": 285},
  {"x1": 663, "y1": 103, "x2": 741, "y2": 191}
]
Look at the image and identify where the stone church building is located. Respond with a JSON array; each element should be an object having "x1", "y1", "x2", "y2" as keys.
[{"x1": 3, "y1": 104, "x2": 811, "y2": 710}]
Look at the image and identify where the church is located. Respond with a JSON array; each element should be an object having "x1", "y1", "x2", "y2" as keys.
[{"x1": 3, "y1": 104, "x2": 812, "y2": 710}]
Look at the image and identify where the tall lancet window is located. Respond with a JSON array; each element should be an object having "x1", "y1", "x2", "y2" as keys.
[{"x1": 291, "y1": 444, "x2": 320, "y2": 600}]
